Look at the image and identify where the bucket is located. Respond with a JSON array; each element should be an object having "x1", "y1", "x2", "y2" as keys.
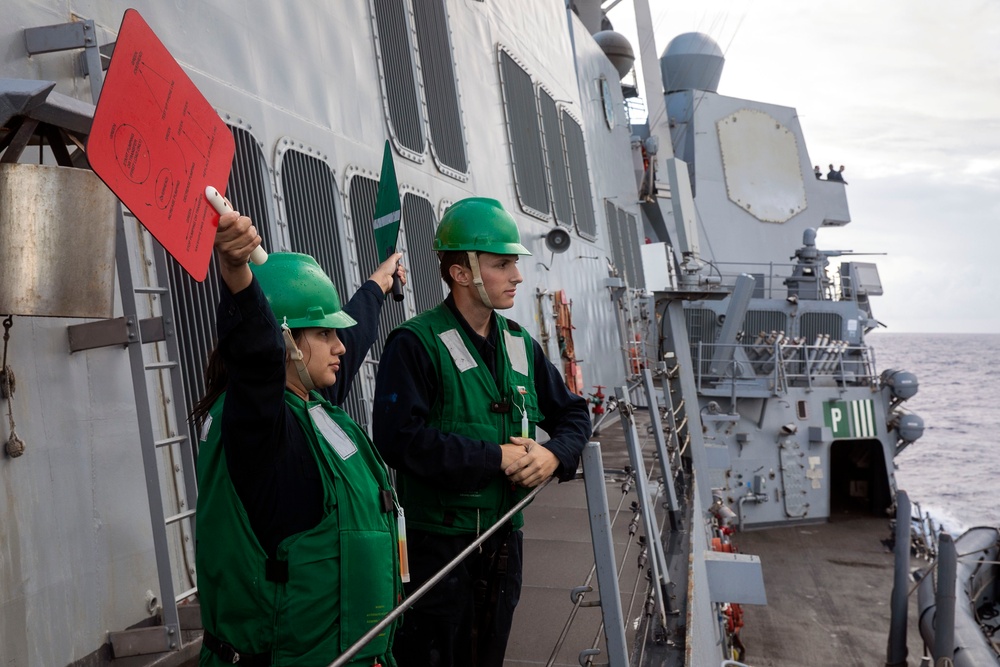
[{"x1": 0, "y1": 163, "x2": 118, "y2": 318}]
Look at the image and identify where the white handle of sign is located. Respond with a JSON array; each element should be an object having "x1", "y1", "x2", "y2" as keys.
[{"x1": 205, "y1": 186, "x2": 268, "y2": 265}]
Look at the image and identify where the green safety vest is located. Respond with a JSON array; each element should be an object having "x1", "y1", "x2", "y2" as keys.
[
  {"x1": 196, "y1": 391, "x2": 400, "y2": 666},
  {"x1": 393, "y1": 304, "x2": 543, "y2": 535}
]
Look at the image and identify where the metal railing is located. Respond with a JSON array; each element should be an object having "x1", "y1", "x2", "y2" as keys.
[
  {"x1": 329, "y1": 478, "x2": 554, "y2": 667},
  {"x1": 693, "y1": 339, "x2": 878, "y2": 394},
  {"x1": 330, "y1": 370, "x2": 689, "y2": 666},
  {"x1": 694, "y1": 259, "x2": 866, "y2": 304},
  {"x1": 330, "y1": 451, "x2": 638, "y2": 667}
]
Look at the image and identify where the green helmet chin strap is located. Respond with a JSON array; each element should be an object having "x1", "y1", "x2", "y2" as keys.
[
  {"x1": 281, "y1": 318, "x2": 316, "y2": 392},
  {"x1": 466, "y1": 251, "x2": 494, "y2": 309}
]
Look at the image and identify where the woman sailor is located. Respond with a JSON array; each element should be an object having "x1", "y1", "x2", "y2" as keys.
[{"x1": 191, "y1": 207, "x2": 403, "y2": 666}]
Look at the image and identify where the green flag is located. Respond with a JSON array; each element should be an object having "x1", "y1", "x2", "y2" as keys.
[
  {"x1": 373, "y1": 141, "x2": 401, "y2": 263},
  {"x1": 373, "y1": 140, "x2": 403, "y2": 301}
]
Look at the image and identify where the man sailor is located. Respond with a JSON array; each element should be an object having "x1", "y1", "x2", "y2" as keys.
[{"x1": 373, "y1": 197, "x2": 591, "y2": 666}]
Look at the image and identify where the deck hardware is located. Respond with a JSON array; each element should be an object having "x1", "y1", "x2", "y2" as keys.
[
  {"x1": 2, "y1": 315, "x2": 24, "y2": 458},
  {"x1": 570, "y1": 585, "x2": 592, "y2": 604}
]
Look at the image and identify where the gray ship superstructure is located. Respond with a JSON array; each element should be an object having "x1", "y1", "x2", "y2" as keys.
[
  {"x1": 0, "y1": 1, "x2": 936, "y2": 665},
  {"x1": 648, "y1": 31, "x2": 925, "y2": 531}
]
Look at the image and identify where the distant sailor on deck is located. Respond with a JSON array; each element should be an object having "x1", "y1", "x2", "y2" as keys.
[
  {"x1": 191, "y1": 207, "x2": 405, "y2": 666},
  {"x1": 373, "y1": 197, "x2": 591, "y2": 666}
]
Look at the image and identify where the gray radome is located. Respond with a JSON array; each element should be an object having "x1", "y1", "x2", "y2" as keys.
[
  {"x1": 882, "y1": 369, "x2": 920, "y2": 400},
  {"x1": 593, "y1": 30, "x2": 635, "y2": 80},
  {"x1": 897, "y1": 413, "x2": 925, "y2": 443}
]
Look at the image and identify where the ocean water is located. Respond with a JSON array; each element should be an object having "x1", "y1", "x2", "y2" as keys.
[{"x1": 869, "y1": 332, "x2": 1000, "y2": 536}]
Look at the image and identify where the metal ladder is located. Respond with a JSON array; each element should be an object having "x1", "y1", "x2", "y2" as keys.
[
  {"x1": 25, "y1": 19, "x2": 200, "y2": 657},
  {"x1": 100, "y1": 209, "x2": 201, "y2": 656}
]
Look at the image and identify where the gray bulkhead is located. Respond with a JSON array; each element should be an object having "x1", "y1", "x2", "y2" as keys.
[
  {"x1": 664, "y1": 88, "x2": 852, "y2": 269},
  {"x1": 650, "y1": 36, "x2": 904, "y2": 530}
]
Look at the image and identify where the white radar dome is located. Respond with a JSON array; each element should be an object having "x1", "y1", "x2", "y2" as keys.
[{"x1": 661, "y1": 32, "x2": 725, "y2": 93}]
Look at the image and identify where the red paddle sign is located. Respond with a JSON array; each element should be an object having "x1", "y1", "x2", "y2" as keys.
[{"x1": 88, "y1": 9, "x2": 235, "y2": 282}]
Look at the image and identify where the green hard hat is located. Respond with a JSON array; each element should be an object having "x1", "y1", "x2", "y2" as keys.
[
  {"x1": 433, "y1": 197, "x2": 531, "y2": 255},
  {"x1": 250, "y1": 253, "x2": 356, "y2": 329}
]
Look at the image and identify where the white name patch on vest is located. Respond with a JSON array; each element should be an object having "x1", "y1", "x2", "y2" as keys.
[
  {"x1": 308, "y1": 405, "x2": 358, "y2": 460},
  {"x1": 438, "y1": 329, "x2": 478, "y2": 373},
  {"x1": 503, "y1": 330, "x2": 529, "y2": 377}
]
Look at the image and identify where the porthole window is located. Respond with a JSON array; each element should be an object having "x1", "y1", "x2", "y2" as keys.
[
  {"x1": 347, "y1": 175, "x2": 408, "y2": 361},
  {"x1": 562, "y1": 111, "x2": 597, "y2": 239},
  {"x1": 498, "y1": 48, "x2": 550, "y2": 219},
  {"x1": 412, "y1": 0, "x2": 468, "y2": 177},
  {"x1": 401, "y1": 193, "x2": 445, "y2": 314}
]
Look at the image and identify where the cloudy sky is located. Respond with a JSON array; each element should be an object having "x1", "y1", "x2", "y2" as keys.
[{"x1": 608, "y1": 1, "x2": 1000, "y2": 333}]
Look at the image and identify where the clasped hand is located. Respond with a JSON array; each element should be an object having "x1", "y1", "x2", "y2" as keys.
[{"x1": 501, "y1": 437, "x2": 558, "y2": 488}]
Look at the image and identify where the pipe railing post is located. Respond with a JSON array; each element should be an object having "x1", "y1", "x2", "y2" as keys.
[
  {"x1": 640, "y1": 368, "x2": 680, "y2": 528},
  {"x1": 885, "y1": 489, "x2": 910, "y2": 667},
  {"x1": 615, "y1": 386, "x2": 672, "y2": 624},
  {"x1": 933, "y1": 532, "x2": 956, "y2": 665},
  {"x1": 581, "y1": 441, "x2": 629, "y2": 667}
]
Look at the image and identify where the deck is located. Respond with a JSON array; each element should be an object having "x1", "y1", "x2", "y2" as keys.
[{"x1": 509, "y1": 407, "x2": 927, "y2": 666}]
